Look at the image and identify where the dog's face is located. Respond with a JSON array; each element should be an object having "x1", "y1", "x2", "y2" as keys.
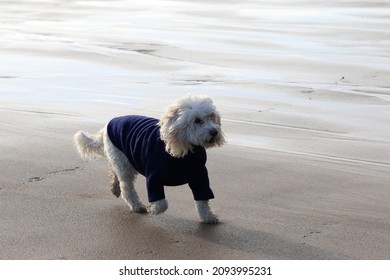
[
  {"x1": 158, "y1": 95, "x2": 225, "y2": 157},
  {"x1": 182, "y1": 105, "x2": 223, "y2": 149}
]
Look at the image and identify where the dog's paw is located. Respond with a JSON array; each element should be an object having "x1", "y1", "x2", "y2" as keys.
[
  {"x1": 195, "y1": 200, "x2": 219, "y2": 224},
  {"x1": 130, "y1": 203, "x2": 147, "y2": 213},
  {"x1": 148, "y1": 199, "x2": 168, "y2": 214},
  {"x1": 200, "y1": 213, "x2": 219, "y2": 224}
]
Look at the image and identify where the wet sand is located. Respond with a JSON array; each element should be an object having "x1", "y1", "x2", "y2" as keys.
[{"x1": 1, "y1": 0, "x2": 389, "y2": 259}]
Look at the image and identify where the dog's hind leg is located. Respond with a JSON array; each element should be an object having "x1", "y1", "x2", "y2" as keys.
[
  {"x1": 103, "y1": 129, "x2": 147, "y2": 213},
  {"x1": 109, "y1": 164, "x2": 121, "y2": 198},
  {"x1": 117, "y1": 167, "x2": 147, "y2": 213}
]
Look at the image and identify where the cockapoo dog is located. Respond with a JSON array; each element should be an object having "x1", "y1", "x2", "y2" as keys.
[{"x1": 73, "y1": 95, "x2": 225, "y2": 223}]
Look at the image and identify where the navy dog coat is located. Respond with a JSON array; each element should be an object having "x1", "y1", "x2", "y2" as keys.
[{"x1": 106, "y1": 115, "x2": 215, "y2": 202}]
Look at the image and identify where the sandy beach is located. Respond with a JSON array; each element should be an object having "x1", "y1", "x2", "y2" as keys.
[{"x1": 1, "y1": 0, "x2": 389, "y2": 259}]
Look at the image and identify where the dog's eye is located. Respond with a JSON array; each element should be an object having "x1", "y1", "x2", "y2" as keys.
[
  {"x1": 194, "y1": 117, "x2": 203, "y2": 124},
  {"x1": 209, "y1": 113, "x2": 216, "y2": 120}
]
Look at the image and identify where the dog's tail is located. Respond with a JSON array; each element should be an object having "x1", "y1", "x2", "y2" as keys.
[{"x1": 73, "y1": 129, "x2": 106, "y2": 159}]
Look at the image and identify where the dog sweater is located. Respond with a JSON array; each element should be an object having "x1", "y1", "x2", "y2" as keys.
[{"x1": 106, "y1": 115, "x2": 215, "y2": 202}]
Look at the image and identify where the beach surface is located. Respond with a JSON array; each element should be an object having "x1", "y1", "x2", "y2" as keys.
[{"x1": 1, "y1": 0, "x2": 389, "y2": 259}]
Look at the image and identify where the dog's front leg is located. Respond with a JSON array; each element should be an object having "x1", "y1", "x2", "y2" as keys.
[
  {"x1": 195, "y1": 200, "x2": 219, "y2": 224},
  {"x1": 148, "y1": 199, "x2": 168, "y2": 214}
]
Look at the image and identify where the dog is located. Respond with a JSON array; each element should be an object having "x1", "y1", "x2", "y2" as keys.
[{"x1": 73, "y1": 95, "x2": 225, "y2": 223}]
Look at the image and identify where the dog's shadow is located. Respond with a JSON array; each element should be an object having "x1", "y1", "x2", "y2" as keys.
[
  {"x1": 106, "y1": 207, "x2": 343, "y2": 259},
  {"x1": 160, "y1": 215, "x2": 343, "y2": 259}
]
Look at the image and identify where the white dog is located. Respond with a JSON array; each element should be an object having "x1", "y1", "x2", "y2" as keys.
[{"x1": 73, "y1": 95, "x2": 225, "y2": 223}]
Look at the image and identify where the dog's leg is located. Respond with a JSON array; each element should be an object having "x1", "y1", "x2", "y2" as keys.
[
  {"x1": 116, "y1": 164, "x2": 146, "y2": 213},
  {"x1": 104, "y1": 129, "x2": 146, "y2": 213},
  {"x1": 195, "y1": 200, "x2": 219, "y2": 224},
  {"x1": 148, "y1": 199, "x2": 168, "y2": 214},
  {"x1": 119, "y1": 173, "x2": 147, "y2": 213},
  {"x1": 109, "y1": 164, "x2": 121, "y2": 198}
]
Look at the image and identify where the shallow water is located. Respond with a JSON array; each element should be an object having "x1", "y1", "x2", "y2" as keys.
[{"x1": 1, "y1": 0, "x2": 390, "y2": 164}]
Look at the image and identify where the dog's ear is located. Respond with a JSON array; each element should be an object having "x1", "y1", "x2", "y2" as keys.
[
  {"x1": 158, "y1": 104, "x2": 193, "y2": 158},
  {"x1": 158, "y1": 101, "x2": 181, "y2": 135},
  {"x1": 214, "y1": 110, "x2": 226, "y2": 147}
]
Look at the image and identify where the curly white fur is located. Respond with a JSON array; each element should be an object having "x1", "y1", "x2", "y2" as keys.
[
  {"x1": 195, "y1": 200, "x2": 219, "y2": 224},
  {"x1": 73, "y1": 129, "x2": 105, "y2": 159},
  {"x1": 73, "y1": 95, "x2": 224, "y2": 223}
]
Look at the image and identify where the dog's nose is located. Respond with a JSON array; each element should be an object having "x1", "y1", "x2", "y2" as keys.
[{"x1": 209, "y1": 128, "x2": 218, "y2": 137}]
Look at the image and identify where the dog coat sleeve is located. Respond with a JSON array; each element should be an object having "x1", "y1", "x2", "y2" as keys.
[
  {"x1": 146, "y1": 177, "x2": 166, "y2": 202},
  {"x1": 188, "y1": 166, "x2": 215, "y2": 201}
]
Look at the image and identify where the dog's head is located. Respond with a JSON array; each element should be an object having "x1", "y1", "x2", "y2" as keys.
[{"x1": 158, "y1": 95, "x2": 226, "y2": 158}]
